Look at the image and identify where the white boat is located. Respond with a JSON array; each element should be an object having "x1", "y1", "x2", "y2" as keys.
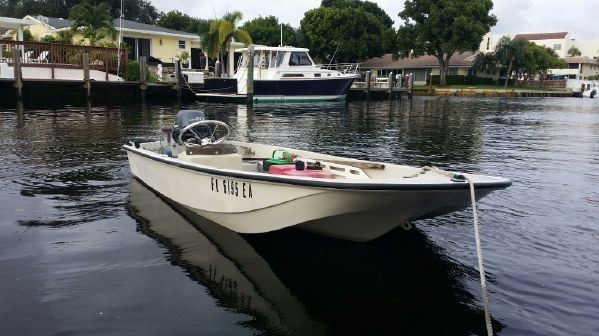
[
  {"x1": 582, "y1": 84, "x2": 597, "y2": 98},
  {"x1": 124, "y1": 110, "x2": 511, "y2": 242},
  {"x1": 233, "y1": 45, "x2": 358, "y2": 102}
]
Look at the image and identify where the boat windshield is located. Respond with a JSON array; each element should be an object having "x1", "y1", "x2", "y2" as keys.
[
  {"x1": 270, "y1": 51, "x2": 285, "y2": 68},
  {"x1": 289, "y1": 52, "x2": 313, "y2": 66}
]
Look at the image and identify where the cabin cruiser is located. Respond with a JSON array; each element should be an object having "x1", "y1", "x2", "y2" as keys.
[
  {"x1": 124, "y1": 110, "x2": 511, "y2": 242},
  {"x1": 233, "y1": 46, "x2": 358, "y2": 102}
]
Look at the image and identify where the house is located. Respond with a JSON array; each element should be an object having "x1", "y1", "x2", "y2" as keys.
[
  {"x1": 18, "y1": 15, "x2": 202, "y2": 69},
  {"x1": 479, "y1": 31, "x2": 599, "y2": 80},
  {"x1": 359, "y1": 52, "x2": 477, "y2": 85},
  {"x1": 0, "y1": 16, "x2": 37, "y2": 41},
  {"x1": 513, "y1": 32, "x2": 571, "y2": 58},
  {"x1": 550, "y1": 57, "x2": 599, "y2": 80}
]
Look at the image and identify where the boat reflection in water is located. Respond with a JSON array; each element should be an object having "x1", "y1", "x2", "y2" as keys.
[{"x1": 128, "y1": 180, "x2": 501, "y2": 335}]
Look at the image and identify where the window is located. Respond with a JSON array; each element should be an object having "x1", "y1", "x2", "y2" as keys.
[
  {"x1": 289, "y1": 52, "x2": 313, "y2": 66},
  {"x1": 123, "y1": 36, "x2": 151, "y2": 61},
  {"x1": 553, "y1": 44, "x2": 561, "y2": 51},
  {"x1": 282, "y1": 74, "x2": 305, "y2": 77},
  {"x1": 447, "y1": 68, "x2": 458, "y2": 75},
  {"x1": 568, "y1": 63, "x2": 579, "y2": 69},
  {"x1": 179, "y1": 40, "x2": 186, "y2": 49}
]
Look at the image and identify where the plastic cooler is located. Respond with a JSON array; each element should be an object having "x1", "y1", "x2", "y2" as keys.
[{"x1": 268, "y1": 164, "x2": 335, "y2": 179}]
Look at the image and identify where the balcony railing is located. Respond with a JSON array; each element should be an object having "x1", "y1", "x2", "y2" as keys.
[{"x1": 0, "y1": 40, "x2": 127, "y2": 77}]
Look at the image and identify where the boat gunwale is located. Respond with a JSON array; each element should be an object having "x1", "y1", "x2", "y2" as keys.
[{"x1": 123, "y1": 144, "x2": 512, "y2": 191}]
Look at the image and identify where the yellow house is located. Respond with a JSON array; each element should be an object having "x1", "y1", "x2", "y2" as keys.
[{"x1": 21, "y1": 15, "x2": 201, "y2": 69}]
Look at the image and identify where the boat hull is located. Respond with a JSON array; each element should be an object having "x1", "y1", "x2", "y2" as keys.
[
  {"x1": 253, "y1": 77, "x2": 355, "y2": 102},
  {"x1": 126, "y1": 148, "x2": 499, "y2": 242}
]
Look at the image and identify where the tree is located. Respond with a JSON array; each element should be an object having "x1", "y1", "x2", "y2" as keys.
[
  {"x1": 515, "y1": 42, "x2": 564, "y2": 85},
  {"x1": 241, "y1": 16, "x2": 296, "y2": 47},
  {"x1": 157, "y1": 10, "x2": 210, "y2": 35},
  {"x1": 472, "y1": 52, "x2": 497, "y2": 76},
  {"x1": 396, "y1": 0, "x2": 496, "y2": 86},
  {"x1": 0, "y1": 0, "x2": 159, "y2": 24},
  {"x1": 494, "y1": 36, "x2": 526, "y2": 88},
  {"x1": 300, "y1": 1, "x2": 395, "y2": 63},
  {"x1": 204, "y1": 12, "x2": 252, "y2": 74},
  {"x1": 567, "y1": 46, "x2": 582, "y2": 57},
  {"x1": 69, "y1": 0, "x2": 116, "y2": 46},
  {"x1": 321, "y1": 0, "x2": 394, "y2": 26}
]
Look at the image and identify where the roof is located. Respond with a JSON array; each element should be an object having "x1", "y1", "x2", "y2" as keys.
[
  {"x1": 563, "y1": 56, "x2": 597, "y2": 65},
  {"x1": 35, "y1": 15, "x2": 198, "y2": 39},
  {"x1": 235, "y1": 45, "x2": 309, "y2": 53},
  {"x1": 513, "y1": 32, "x2": 568, "y2": 41},
  {"x1": 0, "y1": 16, "x2": 37, "y2": 29},
  {"x1": 360, "y1": 52, "x2": 477, "y2": 69}
]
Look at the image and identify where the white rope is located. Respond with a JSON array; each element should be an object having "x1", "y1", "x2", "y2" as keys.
[
  {"x1": 466, "y1": 175, "x2": 494, "y2": 336},
  {"x1": 405, "y1": 165, "x2": 494, "y2": 335}
]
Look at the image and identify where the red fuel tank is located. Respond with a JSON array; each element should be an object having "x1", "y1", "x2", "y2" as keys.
[{"x1": 268, "y1": 164, "x2": 335, "y2": 179}]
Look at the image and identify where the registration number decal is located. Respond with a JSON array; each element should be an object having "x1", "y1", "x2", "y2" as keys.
[{"x1": 211, "y1": 177, "x2": 253, "y2": 198}]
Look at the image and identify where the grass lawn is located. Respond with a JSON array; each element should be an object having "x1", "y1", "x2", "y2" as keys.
[{"x1": 414, "y1": 84, "x2": 567, "y2": 92}]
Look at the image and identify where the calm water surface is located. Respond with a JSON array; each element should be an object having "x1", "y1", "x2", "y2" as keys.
[{"x1": 1, "y1": 98, "x2": 598, "y2": 335}]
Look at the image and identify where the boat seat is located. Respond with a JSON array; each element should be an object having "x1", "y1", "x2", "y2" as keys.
[
  {"x1": 178, "y1": 145, "x2": 243, "y2": 170},
  {"x1": 186, "y1": 143, "x2": 238, "y2": 155}
]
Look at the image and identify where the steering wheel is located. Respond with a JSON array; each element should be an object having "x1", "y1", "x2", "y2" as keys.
[{"x1": 178, "y1": 120, "x2": 230, "y2": 147}]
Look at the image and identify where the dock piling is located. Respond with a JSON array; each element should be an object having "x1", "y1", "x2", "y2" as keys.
[
  {"x1": 365, "y1": 71, "x2": 371, "y2": 100},
  {"x1": 408, "y1": 73, "x2": 414, "y2": 100},
  {"x1": 387, "y1": 72, "x2": 394, "y2": 100},
  {"x1": 82, "y1": 53, "x2": 91, "y2": 101},
  {"x1": 174, "y1": 60, "x2": 182, "y2": 102},
  {"x1": 14, "y1": 49, "x2": 23, "y2": 101},
  {"x1": 247, "y1": 45, "x2": 254, "y2": 106},
  {"x1": 428, "y1": 72, "x2": 433, "y2": 95},
  {"x1": 140, "y1": 56, "x2": 147, "y2": 100}
]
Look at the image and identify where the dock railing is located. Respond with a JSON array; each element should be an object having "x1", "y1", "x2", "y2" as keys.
[{"x1": 0, "y1": 40, "x2": 127, "y2": 78}]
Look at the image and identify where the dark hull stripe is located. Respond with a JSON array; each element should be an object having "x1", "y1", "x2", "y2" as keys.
[{"x1": 254, "y1": 77, "x2": 355, "y2": 96}]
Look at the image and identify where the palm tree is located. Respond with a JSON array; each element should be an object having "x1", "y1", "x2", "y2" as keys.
[
  {"x1": 567, "y1": 46, "x2": 581, "y2": 57},
  {"x1": 494, "y1": 36, "x2": 526, "y2": 89},
  {"x1": 472, "y1": 52, "x2": 497, "y2": 77},
  {"x1": 69, "y1": 0, "x2": 116, "y2": 46},
  {"x1": 207, "y1": 11, "x2": 252, "y2": 75}
]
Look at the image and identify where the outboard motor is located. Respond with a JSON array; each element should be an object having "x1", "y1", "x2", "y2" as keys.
[
  {"x1": 591, "y1": 89, "x2": 597, "y2": 99},
  {"x1": 175, "y1": 110, "x2": 206, "y2": 127},
  {"x1": 171, "y1": 110, "x2": 211, "y2": 145}
]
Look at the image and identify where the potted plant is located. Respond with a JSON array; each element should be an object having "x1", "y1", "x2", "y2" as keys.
[{"x1": 178, "y1": 51, "x2": 190, "y2": 68}]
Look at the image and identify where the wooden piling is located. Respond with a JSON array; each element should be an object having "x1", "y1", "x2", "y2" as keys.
[
  {"x1": 247, "y1": 45, "x2": 254, "y2": 106},
  {"x1": 215, "y1": 60, "x2": 221, "y2": 77},
  {"x1": 174, "y1": 60, "x2": 182, "y2": 101},
  {"x1": 428, "y1": 72, "x2": 433, "y2": 95},
  {"x1": 82, "y1": 53, "x2": 91, "y2": 101},
  {"x1": 14, "y1": 49, "x2": 23, "y2": 101},
  {"x1": 387, "y1": 72, "x2": 394, "y2": 100},
  {"x1": 365, "y1": 71, "x2": 371, "y2": 100},
  {"x1": 140, "y1": 56, "x2": 147, "y2": 100},
  {"x1": 408, "y1": 73, "x2": 414, "y2": 99}
]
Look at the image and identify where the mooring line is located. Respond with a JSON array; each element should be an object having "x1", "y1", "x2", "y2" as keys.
[
  {"x1": 405, "y1": 166, "x2": 494, "y2": 335},
  {"x1": 466, "y1": 175, "x2": 494, "y2": 336}
]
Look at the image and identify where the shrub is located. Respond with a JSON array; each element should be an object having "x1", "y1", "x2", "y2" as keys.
[{"x1": 124, "y1": 60, "x2": 155, "y2": 81}]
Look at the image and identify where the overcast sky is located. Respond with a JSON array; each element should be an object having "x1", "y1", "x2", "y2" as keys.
[{"x1": 150, "y1": 0, "x2": 597, "y2": 40}]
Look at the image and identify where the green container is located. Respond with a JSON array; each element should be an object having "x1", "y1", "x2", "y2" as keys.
[{"x1": 263, "y1": 149, "x2": 295, "y2": 172}]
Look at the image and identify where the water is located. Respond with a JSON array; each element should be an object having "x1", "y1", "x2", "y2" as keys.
[{"x1": 1, "y1": 98, "x2": 598, "y2": 335}]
